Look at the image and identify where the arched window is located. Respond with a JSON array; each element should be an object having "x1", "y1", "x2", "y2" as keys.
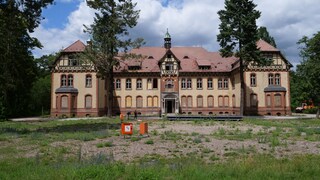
[
  {"x1": 147, "y1": 96, "x2": 152, "y2": 107},
  {"x1": 68, "y1": 75, "x2": 73, "y2": 87},
  {"x1": 181, "y1": 96, "x2": 187, "y2": 107},
  {"x1": 250, "y1": 74, "x2": 256, "y2": 87},
  {"x1": 197, "y1": 78, "x2": 202, "y2": 89},
  {"x1": 115, "y1": 79, "x2": 121, "y2": 89},
  {"x1": 85, "y1": 95, "x2": 92, "y2": 108},
  {"x1": 136, "y1": 96, "x2": 143, "y2": 108},
  {"x1": 207, "y1": 78, "x2": 213, "y2": 89},
  {"x1": 187, "y1": 78, "x2": 192, "y2": 89},
  {"x1": 187, "y1": 96, "x2": 193, "y2": 107},
  {"x1": 224, "y1": 79, "x2": 229, "y2": 89},
  {"x1": 266, "y1": 94, "x2": 271, "y2": 107},
  {"x1": 61, "y1": 95, "x2": 68, "y2": 109},
  {"x1": 147, "y1": 78, "x2": 152, "y2": 90},
  {"x1": 275, "y1": 74, "x2": 281, "y2": 85},
  {"x1": 181, "y1": 78, "x2": 186, "y2": 89},
  {"x1": 274, "y1": 93, "x2": 282, "y2": 107},
  {"x1": 207, "y1": 95, "x2": 214, "y2": 107},
  {"x1": 250, "y1": 94, "x2": 258, "y2": 107},
  {"x1": 153, "y1": 96, "x2": 158, "y2": 107},
  {"x1": 125, "y1": 96, "x2": 132, "y2": 107},
  {"x1": 197, "y1": 95, "x2": 203, "y2": 107},
  {"x1": 126, "y1": 79, "x2": 132, "y2": 89},
  {"x1": 224, "y1": 96, "x2": 229, "y2": 107},
  {"x1": 218, "y1": 78, "x2": 223, "y2": 89},
  {"x1": 85, "y1": 75, "x2": 92, "y2": 88},
  {"x1": 218, "y1": 95, "x2": 223, "y2": 107},
  {"x1": 268, "y1": 74, "x2": 274, "y2": 85},
  {"x1": 136, "y1": 79, "x2": 142, "y2": 89},
  {"x1": 61, "y1": 75, "x2": 67, "y2": 87}
]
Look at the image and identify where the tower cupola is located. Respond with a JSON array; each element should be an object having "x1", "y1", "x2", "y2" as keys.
[{"x1": 164, "y1": 29, "x2": 171, "y2": 49}]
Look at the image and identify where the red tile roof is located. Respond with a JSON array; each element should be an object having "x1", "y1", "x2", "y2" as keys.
[
  {"x1": 257, "y1": 39, "x2": 279, "y2": 52},
  {"x1": 63, "y1": 40, "x2": 86, "y2": 52}
]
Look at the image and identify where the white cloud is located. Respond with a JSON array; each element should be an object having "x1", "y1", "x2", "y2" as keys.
[{"x1": 32, "y1": 0, "x2": 320, "y2": 67}]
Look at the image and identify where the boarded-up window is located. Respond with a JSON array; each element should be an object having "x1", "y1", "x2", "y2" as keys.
[
  {"x1": 274, "y1": 94, "x2": 281, "y2": 107},
  {"x1": 61, "y1": 95, "x2": 68, "y2": 108},
  {"x1": 147, "y1": 96, "x2": 152, "y2": 107},
  {"x1": 207, "y1": 96, "x2": 213, "y2": 107},
  {"x1": 85, "y1": 95, "x2": 92, "y2": 108},
  {"x1": 266, "y1": 94, "x2": 271, "y2": 107},
  {"x1": 181, "y1": 96, "x2": 187, "y2": 107},
  {"x1": 197, "y1": 96, "x2": 203, "y2": 107},
  {"x1": 187, "y1": 96, "x2": 192, "y2": 107},
  {"x1": 153, "y1": 96, "x2": 158, "y2": 107},
  {"x1": 136, "y1": 96, "x2": 143, "y2": 108},
  {"x1": 224, "y1": 96, "x2": 229, "y2": 107},
  {"x1": 250, "y1": 94, "x2": 258, "y2": 107},
  {"x1": 232, "y1": 95, "x2": 236, "y2": 107},
  {"x1": 218, "y1": 96, "x2": 223, "y2": 107},
  {"x1": 125, "y1": 96, "x2": 132, "y2": 107},
  {"x1": 147, "y1": 79, "x2": 152, "y2": 90}
]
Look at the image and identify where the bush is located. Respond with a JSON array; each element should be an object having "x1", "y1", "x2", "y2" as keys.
[{"x1": 304, "y1": 107, "x2": 318, "y2": 114}]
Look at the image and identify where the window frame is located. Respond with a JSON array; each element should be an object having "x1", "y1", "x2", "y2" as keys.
[
  {"x1": 136, "y1": 78, "x2": 142, "y2": 90},
  {"x1": 250, "y1": 73, "x2": 256, "y2": 87},
  {"x1": 85, "y1": 74, "x2": 92, "y2": 88},
  {"x1": 197, "y1": 78, "x2": 203, "y2": 89},
  {"x1": 126, "y1": 79, "x2": 132, "y2": 89},
  {"x1": 207, "y1": 78, "x2": 213, "y2": 89},
  {"x1": 187, "y1": 78, "x2": 192, "y2": 89}
]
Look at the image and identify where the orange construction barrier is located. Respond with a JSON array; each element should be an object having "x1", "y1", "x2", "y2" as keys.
[
  {"x1": 121, "y1": 123, "x2": 133, "y2": 136},
  {"x1": 139, "y1": 122, "x2": 148, "y2": 135}
]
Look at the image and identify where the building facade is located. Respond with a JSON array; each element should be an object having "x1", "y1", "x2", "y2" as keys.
[{"x1": 50, "y1": 32, "x2": 292, "y2": 117}]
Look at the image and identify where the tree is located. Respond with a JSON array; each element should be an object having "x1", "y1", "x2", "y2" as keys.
[
  {"x1": 258, "y1": 26, "x2": 277, "y2": 47},
  {"x1": 296, "y1": 32, "x2": 320, "y2": 118},
  {"x1": 84, "y1": 0, "x2": 143, "y2": 117},
  {"x1": 0, "y1": 0, "x2": 53, "y2": 119},
  {"x1": 217, "y1": 0, "x2": 262, "y2": 116}
]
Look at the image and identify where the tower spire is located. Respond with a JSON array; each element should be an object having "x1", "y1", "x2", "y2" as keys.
[{"x1": 164, "y1": 28, "x2": 171, "y2": 49}]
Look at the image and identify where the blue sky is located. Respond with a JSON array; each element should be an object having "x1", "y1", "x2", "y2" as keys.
[{"x1": 32, "y1": 0, "x2": 320, "y2": 68}]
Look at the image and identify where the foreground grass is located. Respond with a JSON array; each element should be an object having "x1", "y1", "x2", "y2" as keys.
[{"x1": 1, "y1": 154, "x2": 320, "y2": 179}]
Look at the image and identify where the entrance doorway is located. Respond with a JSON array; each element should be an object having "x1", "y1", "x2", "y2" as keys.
[{"x1": 166, "y1": 99, "x2": 175, "y2": 113}]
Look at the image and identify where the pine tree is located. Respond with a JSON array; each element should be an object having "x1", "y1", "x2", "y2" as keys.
[
  {"x1": 258, "y1": 26, "x2": 277, "y2": 47},
  {"x1": 217, "y1": 0, "x2": 261, "y2": 116},
  {"x1": 85, "y1": 0, "x2": 143, "y2": 117},
  {"x1": 0, "y1": 0, "x2": 53, "y2": 119}
]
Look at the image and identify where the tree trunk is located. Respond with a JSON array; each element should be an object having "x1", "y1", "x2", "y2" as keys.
[
  {"x1": 239, "y1": 57, "x2": 245, "y2": 116},
  {"x1": 106, "y1": 69, "x2": 114, "y2": 117}
]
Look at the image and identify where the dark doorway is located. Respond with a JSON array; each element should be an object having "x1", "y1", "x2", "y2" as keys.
[{"x1": 166, "y1": 99, "x2": 174, "y2": 113}]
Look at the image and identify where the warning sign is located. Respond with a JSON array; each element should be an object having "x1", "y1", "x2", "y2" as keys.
[{"x1": 121, "y1": 123, "x2": 133, "y2": 135}]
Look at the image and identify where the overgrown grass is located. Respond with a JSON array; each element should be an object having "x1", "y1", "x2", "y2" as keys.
[{"x1": 1, "y1": 154, "x2": 320, "y2": 179}]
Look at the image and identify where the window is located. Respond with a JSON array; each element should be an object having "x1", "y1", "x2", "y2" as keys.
[
  {"x1": 165, "y1": 79, "x2": 174, "y2": 89},
  {"x1": 181, "y1": 78, "x2": 186, "y2": 89},
  {"x1": 207, "y1": 78, "x2": 213, "y2": 89},
  {"x1": 85, "y1": 95, "x2": 92, "y2": 108},
  {"x1": 268, "y1": 74, "x2": 274, "y2": 85},
  {"x1": 61, "y1": 75, "x2": 67, "y2": 87},
  {"x1": 68, "y1": 55, "x2": 79, "y2": 66},
  {"x1": 187, "y1": 96, "x2": 192, "y2": 107},
  {"x1": 207, "y1": 96, "x2": 213, "y2": 107},
  {"x1": 197, "y1": 78, "x2": 202, "y2": 89},
  {"x1": 197, "y1": 95, "x2": 203, "y2": 107},
  {"x1": 250, "y1": 94, "x2": 258, "y2": 107},
  {"x1": 136, "y1": 96, "x2": 143, "y2": 108},
  {"x1": 153, "y1": 96, "x2": 158, "y2": 107},
  {"x1": 153, "y1": 78, "x2": 158, "y2": 89},
  {"x1": 274, "y1": 94, "x2": 281, "y2": 107},
  {"x1": 250, "y1": 74, "x2": 256, "y2": 87},
  {"x1": 125, "y1": 96, "x2": 132, "y2": 107},
  {"x1": 275, "y1": 74, "x2": 280, "y2": 85},
  {"x1": 136, "y1": 79, "x2": 142, "y2": 89},
  {"x1": 115, "y1": 79, "x2": 121, "y2": 89},
  {"x1": 224, "y1": 96, "x2": 229, "y2": 107},
  {"x1": 218, "y1": 96, "x2": 223, "y2": 107},
  {"x1": 61, "y1": 95, "x2": 68, "y2": 109},
  {"x1": 181, "y1": 96, "x2": 187, "y2": 107},
  {"x1": 113, "y1": 96, "x2": 121, "y2": 107},
  {"x1": 126, "y1": 79, "x2": 132, "y2": 89},
  {"x1": 86, "y1": 75, "x2": 92, "y2": 88},
  {"x1": 266, "y1": 94, "x2": 271, "y2": 107},
  {"x1": 218, "y1": 78, "x2": 223, "y2": 89},
  {"x1": 187, "y1": 78, "x2": 192, "y2": 89},
  {"x1": 147, "y1": 79, "x2": 152, "y2": 90},
  {"x1": 68, "y1": 75, "x2": 73, "y2": 87},
  {"x1": 165, "y1": 62, "x2": 174, "y2": 71},
  {"x1": 223, "y1": 79, "x2": 229, "y2": 89},
  {"x1": 147, "y1": 96, "x2": 152, "y2": 107}
]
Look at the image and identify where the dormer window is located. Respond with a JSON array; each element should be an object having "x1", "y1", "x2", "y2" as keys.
[
  {"x1": 199, "y1": 65, "x2": 211, "y2": 70},
  {"x1": 148, "y1": 56, "x2": 154, "y2": 59},
  {"x1": 128, "y1": 66, "x2": 141, "y2": 70},
  {"x1": 183, "y1": 55, "x2": 189, "y2": 59},
  {"x1": 165, "y1": 62, "x2": 174, "y2": 71}
]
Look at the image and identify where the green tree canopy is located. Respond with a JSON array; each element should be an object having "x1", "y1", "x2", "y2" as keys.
[
  {"x1": 258, "y1": 26, "x2": 277, "y2": 48},
  {"x1": 217, "y1": 0, "x2": 261, "y2": 115},
  {"x1": 0, "y1": 0, "x2": 53, "y2": 119},
  {"x1": 295, "y1": 32, "x2": 320, "y2": 118},
  {"x1": 84, "y1": 0, "x2": 143, "y2": 117}
]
